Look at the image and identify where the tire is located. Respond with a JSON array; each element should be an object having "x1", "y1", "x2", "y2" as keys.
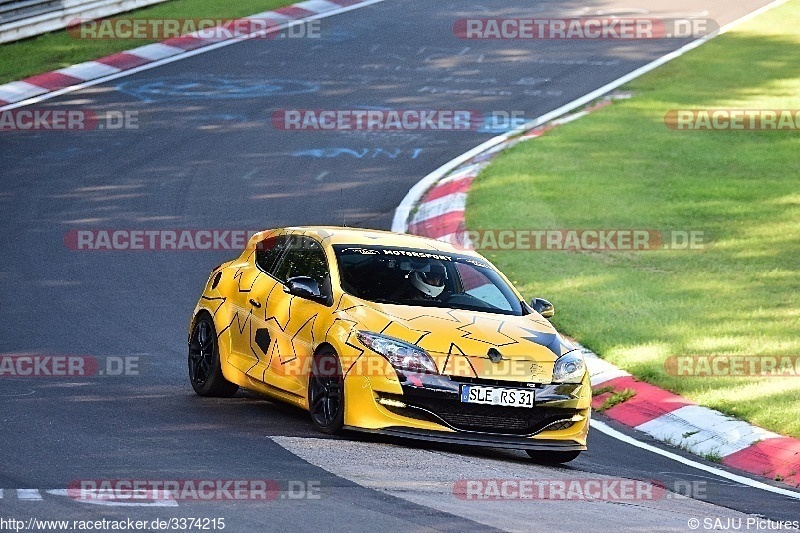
[
  {"x1": 526, "y1": 450, "x2": 582, "y2": 464},
  {"x1": 188, "y1": 313, "x2": 238, "y2": 397},
  {"x1": 308, "y1": 348, "x2": 345, "y2": 434}
]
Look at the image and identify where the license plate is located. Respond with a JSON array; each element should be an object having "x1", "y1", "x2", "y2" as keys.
[{"x1": 460, "y1": 385, "x2": 535, "y2": 408}]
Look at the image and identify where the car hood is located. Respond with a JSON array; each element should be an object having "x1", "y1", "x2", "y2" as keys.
[{"x1": 338, "y1": 295, "x2": 576, "y2": 384}]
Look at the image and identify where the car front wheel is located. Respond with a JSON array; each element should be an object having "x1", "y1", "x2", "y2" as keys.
[{"x1": 308, "y1": 348, "x2": 345, "y2": 434}]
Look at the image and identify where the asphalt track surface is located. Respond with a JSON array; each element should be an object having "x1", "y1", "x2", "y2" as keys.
[{"x1": 1, "y1": 0, "x2": 798, "y2": 531}]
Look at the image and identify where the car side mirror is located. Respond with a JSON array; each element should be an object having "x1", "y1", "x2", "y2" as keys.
[
  {"x1": 284, "y1": 276, "x2": 328, "y2": 304},
  {"x1": 530, "y1": 298, "x2": 554, "y2": 318}
]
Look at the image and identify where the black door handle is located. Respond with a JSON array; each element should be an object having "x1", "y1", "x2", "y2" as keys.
[{"x1": 249, "y1": 299, "x2": 261, "y2": 308}]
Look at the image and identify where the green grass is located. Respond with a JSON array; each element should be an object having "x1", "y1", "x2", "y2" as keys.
[
  {"x1": 0, "y1": 0, "x2": 295, "y2": 84},
  {"x1": 597, "y1": 389, "x2": 637, "y2": 413},
  {"x1": 467, "y1": 1, "x2": 800, "y2": 437},
  {"x1": 703, "y1": 450, "x2": 724, "y2": 464},
  {"x1": 592, "y1": 385, "x2": 615, "y2": 397}
]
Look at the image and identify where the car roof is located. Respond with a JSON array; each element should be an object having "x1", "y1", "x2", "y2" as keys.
[{"x1": 284, "y1": 226, "x2": 482, "y2": 256}]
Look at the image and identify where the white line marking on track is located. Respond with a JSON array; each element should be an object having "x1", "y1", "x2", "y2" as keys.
[
  {"x1": 271, "y1": 435, "x2": 754, "y2": 531},
  {"x1": 16, "y1": 489, "x2": 42, "y2": 500},
  {"x1": 46, "y1": 489, "x2": 179, "y2": 507},
  {"x1": 591, "y1": 420, "x2": 800, "y2": 501}
]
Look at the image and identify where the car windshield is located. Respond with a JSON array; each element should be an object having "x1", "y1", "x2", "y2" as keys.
[{"x1": 333, "y1": 245, "x2": 524, "y2": 315}]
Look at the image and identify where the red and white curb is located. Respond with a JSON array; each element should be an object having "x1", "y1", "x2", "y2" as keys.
[
  {"x1": 395, "y1": 97, "x2": 800, "y2": 489},
  {"x1": 0, "y1": 0, "x2": 383, "y2": 110},
  {"x1": 585, "y1": 347, "x2": 799, "y2": 487}
]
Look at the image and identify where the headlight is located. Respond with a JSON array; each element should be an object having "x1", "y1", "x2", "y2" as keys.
[
  {"x1": 356, "y1": 331, "x2": 438, "y2": 374},
  {"x1": 552, "y1": 349, "x2": 586, "y2": 383}
]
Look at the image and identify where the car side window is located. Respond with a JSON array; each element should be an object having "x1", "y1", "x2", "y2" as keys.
[
  {"x1": 255, "y1": 235, "x2": 288, "y2": 275},
  {"x1": 273, "y1": 237, "x2": 330, "y2": 289},
  {"x1": 455, "y1": 262, "x2": 513, "y2": 311}
]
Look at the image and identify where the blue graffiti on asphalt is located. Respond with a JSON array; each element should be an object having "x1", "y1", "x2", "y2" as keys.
[
  {"x1": 292, "y1": 148, "x2": 424, "y2": 159},
  {"x1": 117, "y1": 76, "x2": 319, "y2": 102}
]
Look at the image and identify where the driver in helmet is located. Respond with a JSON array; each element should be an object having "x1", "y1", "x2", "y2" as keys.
[{"x1": 393, "y1": 261, "x2": 448, "y2": 301}]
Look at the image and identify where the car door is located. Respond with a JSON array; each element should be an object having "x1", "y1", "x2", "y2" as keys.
[
  {"x1": 248, "y1": 235, "x2": 333, "y2": 397},
  {"x1": 227, "y1": 232, "x2": 289, "y2": 375}
]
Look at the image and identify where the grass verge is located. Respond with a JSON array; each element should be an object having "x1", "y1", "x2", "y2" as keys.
[
  {"x1": 0, "y1": 0, "x2": 296, "y2": 84},
  {"x1": 466, "y1": 1, "x2": 800, "y2": 437}
]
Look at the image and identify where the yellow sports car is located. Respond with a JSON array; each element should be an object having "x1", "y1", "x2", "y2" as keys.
[{"x1": 188, "y1": 227, "x2": 590, "y2": 462}]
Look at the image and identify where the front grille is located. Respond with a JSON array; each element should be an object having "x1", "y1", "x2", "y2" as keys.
[
  {"x1": 453, "y1": 377, "x2": 538, "y2": 388},
  {"x1": 382, "y1": 394, "x2": 577, "y2": 436}
]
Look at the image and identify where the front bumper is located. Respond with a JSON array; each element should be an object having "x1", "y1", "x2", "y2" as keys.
[
  {"x1": 344, "y1": 369, "x2": 590, "y2": 450},
  {"x1": 345, "y1": 426, "x2": 586, "y2": 451}
]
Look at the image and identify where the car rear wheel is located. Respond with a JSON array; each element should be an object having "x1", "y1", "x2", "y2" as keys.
[
  {"x1": 526, "y1": 450, "x2": 581, "y2": 464},
  {"x1": 188, "y1": 314, "x2": 238, "y2": 397},
  {"x1": 308, "y1": 348, "x2": 345, "y2": 434}
]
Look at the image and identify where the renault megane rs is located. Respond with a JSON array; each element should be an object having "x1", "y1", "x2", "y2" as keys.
[{"x1": 188, "y1": 227, "x2": 590, "y2": 463}]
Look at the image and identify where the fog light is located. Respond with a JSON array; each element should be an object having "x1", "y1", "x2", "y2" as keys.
[{"x1": 378, "y1": 397, "x2": 406, "y2": 408}]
